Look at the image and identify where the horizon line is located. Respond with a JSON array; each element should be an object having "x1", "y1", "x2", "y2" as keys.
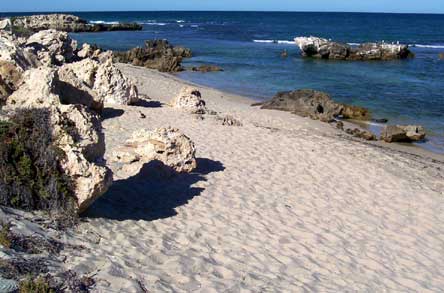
[{"x1": 1, "y1": 10, "x2": 444, "y2": 16}]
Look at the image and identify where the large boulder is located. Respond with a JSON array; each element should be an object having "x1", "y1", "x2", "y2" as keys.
[
  {"x1": 0, "y1": 31, "x2": 39, "y2": 70},
  {"x1": 9, "y1": 14, "x2": 142, "y2": 33},
  {"x1": 294, "y1": 36, "x2": 413, "y2": 60},
  {"x1": 380, "y1": 125, "x2": 426, "y2": 143},
  {"x1": 51, "y1": 105, "x2": 112, "y2": 213},
  {"x1": 92, "y1": 59, "x2": 139, "y2": 105},
  {"x1": 113, "y1": 39, "x2": 192, "y2": 72},
  {"x1": 169, "y1": 87, "x2": 207, "y2": 114},
  {"x1": 261, "y1": 89, "x2": 370, "y2": 122},
  {"x1": 112, "y1": 127, "x2": 197, "y2": 177},
  {"x1": 25, "y1": 30, "x2": 77, "y2": 66}
]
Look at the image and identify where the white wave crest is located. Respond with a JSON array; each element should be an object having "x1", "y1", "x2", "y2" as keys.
[
  {"x1": 176, "y1": 20, "x2": 185, "y2": 23},
  {"x1": 253, "y1": 39, "x2": 295, "y2": 44},
  {"x1": 412, "y1": 44, "x2": 444, "y2": 49},
  {"x1": 89, "y1": 20, "x2": 120, "y2": 25}
]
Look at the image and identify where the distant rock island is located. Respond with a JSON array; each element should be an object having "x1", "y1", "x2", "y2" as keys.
[{"x1": 0, "y1": 14, "x2": 142, "y2": 34}]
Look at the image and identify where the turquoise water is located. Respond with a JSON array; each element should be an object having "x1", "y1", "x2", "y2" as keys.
[{"x1": 3, "y1": 11, "x2": 444, "y2": 153}]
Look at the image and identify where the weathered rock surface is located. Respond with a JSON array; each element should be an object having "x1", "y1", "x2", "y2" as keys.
[
  {"x1": 51, "y1": 105, "x2": 112, "y2": 213},
  {"x1": 261, "y1": 89, "x2": 370, "y2": 122},
  {"x1": 191, "y1": 65, "x2": 223, "y2": 72},
  {"x1": 26, "y1": 30, "x2": 77, "y2": 66},
  {"x1": 294, "y1": 36, "x2": 413, "y2": 60},
  {"x1": 169, "y1": 87, "x2": 208, "y2": 114},
  {"x1": 0, "y1": 61, "x2": 22, "y2": 102},
  {"x1": 113, "y1": 39, "x2": 192, "y2": 72},
  {"x1": 7, "y1": 14, "x2": 142, "y2": 33},
  {"x1": 0, "y1": 31, "x2": 39, "y2": 70},
  {"x1": 381, "y1": 125, "x2": 426, "y2": 143},
  {"x1": 112, "y1": 127, "x2": 197, "y2": 177},
  {"x1": 219, "y1": 115, "x2": 243, "y2": 126}
]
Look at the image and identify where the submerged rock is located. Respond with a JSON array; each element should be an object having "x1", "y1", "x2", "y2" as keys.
[
  {"x1": 439, "y1": 53, "x2": 444, "y2": 60},
  {"x1": 294, "y1": 36, "x2": 413, "y2": 60},
  {"x1": 261, "y1": 89, "x2": 370, "y2": 122},
  {"x1": 380, "y1": 125, "x2": 426, "y2": 143},
  {"x1": 8, "y1": 14, "x2": 142, "y2": 33},
  {"x1": 113, "y1": 39, "x2": 192, "y2": 72},
  {"x1": 191, "y1": 65, "x2": 224, "y2": 72},
  {"x1": 170, "y1": 87, "x2": 208, "y2": 114},
  {"x1": 113, "y1": 127, "x2": 197, "y2": 177}
]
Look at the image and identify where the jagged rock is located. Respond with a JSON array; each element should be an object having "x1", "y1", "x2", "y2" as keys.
[
  {"x1": 345, "y1": 128, "x2": 377, "y2": 141},
  {"x1": 93, "y1": 60, "x2": 138, "y2": 105},
  {"x1": 381, "y1": 125, "x2": 426, "y2": 143},
  {"x1": 52, "y1": 105, "x2": 112, "y2": 213},
  {"x1": 191, "y1": 65, "x2": 223, "y2": 72},
  {"x1": 294, "y1": 36, "x2": 413, "y2": 60},
  {"x1": 0, "y1": 19, "x2": 12, "y2": 31},
  {"x1": 112, "y1": 127, "x2": 197, "y2": 177},
  {"x1": 0, "y1": 31, "x2": 39, "y2": 70},
  {"x1": 113, "y1": 39, "x2": 192, "y2": 72},
  {"x1": 6, "y1": 67, "x2": 60, "y2": 109},
  {"x1": 170, "y1": 87, "x2": 207, "y2": 114},
  {"x1": 77, "y1": 43, "x2": 100, "y2": 59},
  {"x1": 26, "y1": 30, "x2": 77, "y2": 66},
  {"x1": 261, "y1": 89, "x2": 370, "y2": 122},
  {"x1": 9, "y1": 14, "x2": 142, "y2": 33}
]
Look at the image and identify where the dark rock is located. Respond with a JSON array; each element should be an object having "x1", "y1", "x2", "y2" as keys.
[
  {"x1": 191, "y1": 65, "x2": 223, "y2": 72},
  {"x1": 281, "y1": 50, "x2": 288, "y2": 58},
  {"x1": 113, "y1": 39, "x2": 192, "y2": 72},
  {"x1": 345, "y1": 128, "x2": 377, "y2": 141},
  {"x1": 380, "y1": 125, "x2": 426, "y2": 143},
  {"x1": 295, "y1": 36, "x2": 413, "y2": 61},
  {"x1": 261, "y1": 89, "x2": 370, "y2": 122},
  {"x1": 371, "y1": 118, "x2": 389, "y2": 124},
  {"x1": 335, "y1": 121, "x2": 344, "y2": 130}
]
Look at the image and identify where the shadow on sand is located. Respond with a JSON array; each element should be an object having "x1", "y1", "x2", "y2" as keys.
[
  {"x1": 82, "y1": 158, "x2": 224, "y2": 221},
  {"x1": 133, "y1": 100, "x2": 163, "y2": 108}
]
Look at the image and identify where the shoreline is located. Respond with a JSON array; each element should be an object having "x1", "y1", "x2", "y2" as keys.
[{"x1": 147, "y1": 65, "x2": 444, "y2": 162}]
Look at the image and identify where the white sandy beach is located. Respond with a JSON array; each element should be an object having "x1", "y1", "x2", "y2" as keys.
[{"x1": 60, "y1": 64, "x2": 444, "y2": 292}]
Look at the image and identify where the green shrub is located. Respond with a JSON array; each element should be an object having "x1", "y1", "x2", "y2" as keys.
[
  {"x1": 0, "y1": 109, "x2": 76, "y2": 216},
  {"x1": 0, "y1": 223, "x2": 12, "y2": 248},
  {"x1": 20, "y1": 277, "x2": 55, "y2": 293}
]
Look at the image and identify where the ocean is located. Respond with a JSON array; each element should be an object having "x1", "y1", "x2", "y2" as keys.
[{"x1": 3, "y1": 11, "x2": 444, "y2": 153}]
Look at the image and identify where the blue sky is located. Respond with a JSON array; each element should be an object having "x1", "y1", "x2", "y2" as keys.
[{"x1": 1, "y1": 0, "x2": 443, "y2": 14}]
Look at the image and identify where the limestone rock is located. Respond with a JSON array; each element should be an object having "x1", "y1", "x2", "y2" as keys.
[
  {"x1": 170, "y1": 87, "x2": 207, "y2": 114},
  {"x1": 295, "y1": 36, "x2": 413, "y2": 60},
  {"x1": 52, "y1": 105, "x2": 112, "y2": 213},
  {"x1": 380, "y1": 125, "x2": 426, "y2": 143},
  {"x1": 113, "y1": 127, "x2": 197, "y2": 177},
  {"x1": 219, "y1": 115, "x2": 242, "y2": 126},
  {"x1": 345, "y1": 128, "x2": 377, "y2": 141},
  {"x1": 6, "y1": 67, "x2": 60, "y2": 109},
  {"x1": 261, "y1": 89, "x2": 370, "y2": 121},
  {"x1": 0, "y1": 61, "x2": 22, "y2": 102},
  {"x1": 93, "y1": 60, "x2": 139, "y2": 105},
  {"x1": 26, "y1": 30, "x2": 77, "y2": 66},
  {"x1": 0, "y1": 31, "x2": 38, "y2": 70}
]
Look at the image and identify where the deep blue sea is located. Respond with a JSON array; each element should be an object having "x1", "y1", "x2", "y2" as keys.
[{"x1": 3, "y1": 11, "x2": 444, "y2": 153}]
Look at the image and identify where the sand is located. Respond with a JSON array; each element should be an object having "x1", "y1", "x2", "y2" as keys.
[{"x1": 61, "y1": 64, "x2": 444, "y2": 292}]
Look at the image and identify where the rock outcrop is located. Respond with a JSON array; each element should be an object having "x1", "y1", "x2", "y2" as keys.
[
  {"x1": 294, "y1": 36, "x2": 413, "y2": 60},
  {"x1": 113, "y1": 39, "x2": 192, "y2": 72},
  {"x1": 7, "y1": 14, "x2": 142, "y2": 33},
  {"x1": 381, "y1": 125, "x2": 426, "y2": 143},
  {"x1": 0, "y1": 61, "x2": 22, "y2": 103},
  {"x1": 170, "y1": 87, "x2": 208, "y2": 114},
  {"x1": 261, "y1": 89, "x2": 370, "y2": 122},
  {"x1": 112, "y1": 127, "x2": 197, "y2": 177}
]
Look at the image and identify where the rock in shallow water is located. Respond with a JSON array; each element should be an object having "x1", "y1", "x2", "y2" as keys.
[
  {"x1": 261, "y1": 89, "x2": 370, "y2": 122},
  {"x1": 380, "y1": 125, "x2": 426, "y2": 143},
  {"x1": 294, "y1": 36, "x2": 413, "y2": 60}
]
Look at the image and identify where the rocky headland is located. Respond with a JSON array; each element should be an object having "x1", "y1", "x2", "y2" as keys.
[
  {"x1": 1, "y1": 14, "x2": 142, "y2": 35},
  {"x1": 295, "y1": 36, "x2": 414, "y2": 60}
]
